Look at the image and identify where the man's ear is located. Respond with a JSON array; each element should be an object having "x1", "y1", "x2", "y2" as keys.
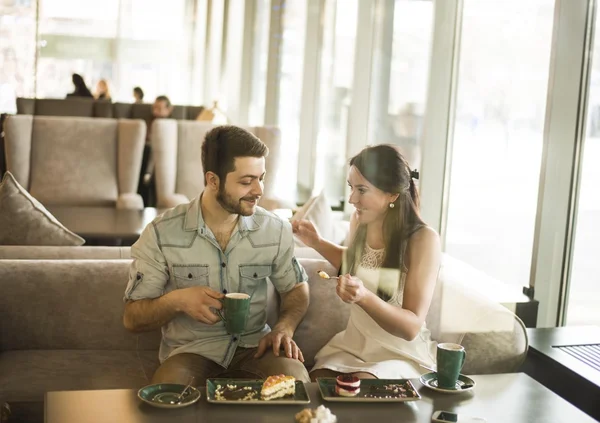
[{"x1": 205, "y1": 171, "x2": 220, "y2": 191}]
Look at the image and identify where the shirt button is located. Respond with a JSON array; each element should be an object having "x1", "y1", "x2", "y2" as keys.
[
  {"x1": 222, "y1": 289, "x2": 228, "y2": 294},
  {"x1": 233, "y1": 337, "x2": 238, "y2": 341},
  {"x1": 221, "y1": 262, "x2": 226, "y2": 268},
  {"x1": 188, "y1": 273, "x2": 193, "y2": 279}
]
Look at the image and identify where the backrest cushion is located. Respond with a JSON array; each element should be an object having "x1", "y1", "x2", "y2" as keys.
[
  {"x1": 0, "y1": 172, "x2": 84, "y2": 246},
  {"x1": 171, "y1": 106, "x2": 186, "y2": 120},
  {"x1": 35, "y1": 98, "x2": 94, "y2": 117},
  {"x1": 290, "y1": 258, "x2": 350, "y2": 367},
  {"x1": 0, "y1": 259, "x2": 160, "y2": 351},
  {"x1": 175, "y1": 121, "x2": 212, "y2": 199},
  {"x1": 94, "y1": 100, "x2": 113, "y2": 118},
  {"x1": 29, "y1": 117, "x2": 119, "y2": 206},
  {"x1": 16, "y1": 97, "x2": 35, "y2": 114},
  {"x1": 113, "y1": 103, "x2": 133, "y2": 119},
  {"x1": 0, "y1": 246, "x2": 130, "y2": 259}
]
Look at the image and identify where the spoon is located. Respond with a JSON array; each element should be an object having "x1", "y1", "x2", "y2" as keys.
[
  {"x1": 172, "y1": 376, "x2": 194, "y2": 404},
  {"x1": 317, "y1": 270, "x2": 339, "y2": 280}
]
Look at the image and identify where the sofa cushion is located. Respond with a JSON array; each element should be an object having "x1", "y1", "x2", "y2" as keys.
[
  {"x1": 29, "y1": 117, "x2": 120, "y2": 206},
  {"x1": 293, "y1": 259, "x2": 350, "y2": 367},
  {"x1": 175, "y1": 121, "x2": 211, "y2": 199},
  {"x1": 35, "y1": 98, "x2": 95, "y2": 117},
  {"x1": 0, "y1": 172, "x2": 84, "y2": 246},
  {"x1": 0, "y1": 349, "x2": 159, "y2": 402},
  {"x1": 0, "y1": 259, "x2": 160, "y2": 351},
  {"x1": 0, "y1": 246, "x2": 130, "y2": 259}
]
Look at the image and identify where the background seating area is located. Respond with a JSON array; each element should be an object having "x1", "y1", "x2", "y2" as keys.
[
  {"x1": 15, "y1": 97, "x2": 205, "y2": 122},
  {"x1": 4, "y1": 115, "x2": 145, "y2": 209}
]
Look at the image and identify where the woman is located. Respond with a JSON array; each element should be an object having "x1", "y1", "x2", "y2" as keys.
[
  {"x1": 66, "y1": 73, "x2": 93, "y2": 98},
  {"x1": 95, "y1": 79, "x2": 111, "y2": 100},
  {"x1": 292, "y1": 144, "x2": 441, "y2": 380}
]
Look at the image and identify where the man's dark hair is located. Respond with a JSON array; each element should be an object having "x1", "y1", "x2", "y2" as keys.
[
  {"x1": 202, "y1": 126, "x2": 268, "y2": 183},
  {"x1": 133, "y1": 86, "x2": 144, "y2": 100},
  {"x1": 155, "y1": 95, "x2": 171, "y2": 107}
]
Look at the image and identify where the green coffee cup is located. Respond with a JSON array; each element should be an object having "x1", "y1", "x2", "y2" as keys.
[
  {"x1": 216, "y1": 293, "x2": 251, "y2": 335},
  {"x1": 436, "y1": 343, "x2": 466, "y2": 389}
]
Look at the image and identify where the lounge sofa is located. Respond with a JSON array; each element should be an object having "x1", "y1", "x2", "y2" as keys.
[
  {"x1": 0, "y1": 254, "x2": 527, "y2": 422},
  {"x1": 16, "y1": 98, "x2": 205, "y2": 122}
]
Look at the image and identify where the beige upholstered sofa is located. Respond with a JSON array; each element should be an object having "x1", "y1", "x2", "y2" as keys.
[
  {"x1": 0, "y1": 251, "x2": 527, "y2": 422},
  {"x1": 16, "y1": 98, "x2": 205, "y2": 122},
  {"x1": 4, "y1": 115, "x2": 146, "y2": 209},
  {"x1": 150, "y1": 120, "x2": 292, "y2": 209}
]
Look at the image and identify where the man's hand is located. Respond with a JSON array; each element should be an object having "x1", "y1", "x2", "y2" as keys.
[
  {"x1": 176, "y1": 286, "x2": 224, "y2": 325},
  {"x1": 254, "y1": 327, "x2": 304, "y2": 362}
]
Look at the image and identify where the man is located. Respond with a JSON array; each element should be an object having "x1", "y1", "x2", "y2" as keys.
[
  {"x1": 139, "y1": 95, "x2": 174, "y2": 205},
  {"x1": 123, "y1": 126, "x2": 310, "y2": 385},
  {"x1": 151, "y1": 95, "x2": 172, "y2": 119}
]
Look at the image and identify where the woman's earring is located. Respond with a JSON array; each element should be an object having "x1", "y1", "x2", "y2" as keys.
[{"x1": 389, "y1": 202, "x2": 395, "y2": 209}]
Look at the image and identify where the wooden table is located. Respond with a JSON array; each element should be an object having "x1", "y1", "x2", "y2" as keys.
[
  {"x1": 522, "y1": 326, "x2": 600, "y2": 420},
  {"x1": 47, "y1": 206, "x2": 162, "y2": 245},
  {"x1": 44, "y1": 373, "x2": 597, "y2": 423}
]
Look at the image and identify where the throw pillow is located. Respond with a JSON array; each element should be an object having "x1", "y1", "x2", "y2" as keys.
[{"x1": 0, "y1": 171, "x2": 85, "y2": 245}]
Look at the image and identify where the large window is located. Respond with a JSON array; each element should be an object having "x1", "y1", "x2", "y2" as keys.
[
  {"x1": 314, "y1": 0, "x2": 359, "y2": 207},
  {"x1": 566, "y1": 10, "x2": 600, "y2": 326},
  {"x1": 275, "y1": 0, "x2": 307, "y2": 203},
  {"x1": 372, "y1": 0, "x2": 434, "y2": 172},
  {"x1": 0, "y1": 0, "x2": 37, "y2": 113},
  {"x1": 248, "y1": 0, "x2": 271, "y2": 125},
  {"x1": 444, "y1": 0, "x2": 554, "y2": 287},
  {"x1": 34, "y1": 0, "x2": 192, "y2": 103}
]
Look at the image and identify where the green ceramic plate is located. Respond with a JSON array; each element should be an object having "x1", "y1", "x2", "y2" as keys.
[
  {"x1": 419, "y1": 372, "x2": 476, "y2": 394},
  {"x1": 137, "y1": 383, "x2": 201, "y2": 409},
  {"x1": 206, "y1": 378, "x2": 310, "y2": 405},
  {"x1": 317, "y1": 378, "x2": 421, "y2": 403}
]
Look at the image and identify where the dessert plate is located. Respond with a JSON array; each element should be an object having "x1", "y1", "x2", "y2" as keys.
[
  {"x1": 317, "y1": 378, "x2": 421, "y2": 402},
  {"x1": 206, "y1": 379, "x2": 310, "y2": 405},
  {"x1": 138, "y1": 383, "x2": 201, "y2": 409},
  {"x1": 419, "y1": 372, "x2": 476, "y2": 394}
]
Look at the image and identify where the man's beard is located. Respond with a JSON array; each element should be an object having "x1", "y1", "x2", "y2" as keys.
[{"x1": 217, "y1": 186, "x2": 258, "y2": 216}]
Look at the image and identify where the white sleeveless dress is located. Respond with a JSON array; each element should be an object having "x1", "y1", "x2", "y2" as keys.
[{"x1": 311, "y1": 245, "x2": 437, "y2": 378}]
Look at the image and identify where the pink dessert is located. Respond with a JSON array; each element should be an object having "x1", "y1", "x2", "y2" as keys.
[{"x1": 335, "y1": 375, "x2": 361, "y2": 397}]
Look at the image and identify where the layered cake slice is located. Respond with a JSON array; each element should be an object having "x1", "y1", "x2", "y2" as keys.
[
  {"x1": 261, "y1": 374, "x2": 296, "y2": 400},
  {"x1": 335, "y1": 375, "x2": 361, "y2": 397}
]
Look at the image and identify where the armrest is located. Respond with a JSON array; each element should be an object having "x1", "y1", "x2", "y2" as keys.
[
  {"x1": 158, "y1": 193, "x2": 189, "y2": 209},
  {"x1": 116, "y1": 193, "x2": 144, "y2": 210}
]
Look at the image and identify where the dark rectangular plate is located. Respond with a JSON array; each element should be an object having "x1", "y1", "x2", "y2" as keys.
[
  {"x1": 317, "y1": 378, "x2": 421, "y2": 402},
  {"x1": 206, "y1": 379, "x2": 310, "y2": 405}
]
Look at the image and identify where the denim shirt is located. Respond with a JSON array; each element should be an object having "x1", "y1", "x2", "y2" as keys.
[{"x1": 124, "y1": 196, "x2": 308, "y2": 367}]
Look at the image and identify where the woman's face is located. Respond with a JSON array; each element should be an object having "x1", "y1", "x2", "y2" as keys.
[{"x1": 347, "y1": 165, "x2": 397, "y2": 225}]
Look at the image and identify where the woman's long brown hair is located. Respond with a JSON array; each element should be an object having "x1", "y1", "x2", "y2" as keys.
[{"x1": 343, "y1": 144, "x2": 424, "y2": 301}]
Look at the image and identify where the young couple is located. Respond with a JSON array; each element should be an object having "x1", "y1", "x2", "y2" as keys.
[{"x1": 123, "y1": 125, "x2": 441, "y2": 386}]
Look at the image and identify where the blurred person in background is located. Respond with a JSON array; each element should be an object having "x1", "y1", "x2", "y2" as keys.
[
  {"x1": 66, "y1": 73, "x2": 93, "y2": 98},
  {"x1": 95, "y1": 79, "x2": 111, "y2": 100},
  {"x1": 133, "y1": 86, "x2": 144, "y2": 103}
]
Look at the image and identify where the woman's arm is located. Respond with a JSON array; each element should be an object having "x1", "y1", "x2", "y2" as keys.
[{"x1": 338, "y1": 226, "x2": 441, "y2": 340}]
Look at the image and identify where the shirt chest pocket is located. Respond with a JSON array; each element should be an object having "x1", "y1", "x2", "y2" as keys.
[
  {"x1": 172, "y1": 264, "x2": 210, "y2": 289},
  {"x1": 239, "y1": 264, "x2": 272, "y2": 297}
]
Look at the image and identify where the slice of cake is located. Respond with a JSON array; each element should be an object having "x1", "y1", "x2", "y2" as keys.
[
  {"x1": 261, "y1": 374, "x2": 296, "y2": 400},
  {"x1": 335, "y1": 375, "x2": 361, "y2": 397}
]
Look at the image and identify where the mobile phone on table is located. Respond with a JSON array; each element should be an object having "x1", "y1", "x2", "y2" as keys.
[{"x1": 432, "y1": 410, "x2": 487, "y2": 423}]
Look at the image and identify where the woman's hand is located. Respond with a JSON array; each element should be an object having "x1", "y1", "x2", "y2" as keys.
[
  {"x1": 336, "y1": 274, "x2": 369, "y2": 304},
  {"x1": 291, "y1": 219, "x2": 321, "y2": 249}
]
